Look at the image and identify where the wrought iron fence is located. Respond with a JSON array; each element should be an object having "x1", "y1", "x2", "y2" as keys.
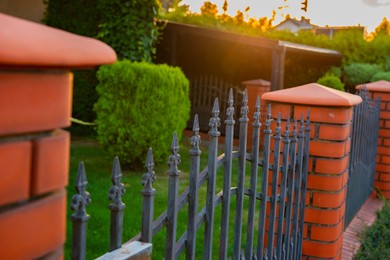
[
  {"x1": 187, "y1": 75, "x2": 243, "y2": 137},
  {"x1": 70, "y1": 90, "x2": 311, "y2": 260},
  {"x1": 345, "y1": 87, "x2": 381, "y2": 226}
]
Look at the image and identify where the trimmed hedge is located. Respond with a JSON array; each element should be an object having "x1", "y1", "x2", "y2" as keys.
[
  {"x1": 317, "y1": 74, "x2": 345, "y2": 91},
  {"x1": 94, "y1": 61, "x2": 190, "y2": 168}
]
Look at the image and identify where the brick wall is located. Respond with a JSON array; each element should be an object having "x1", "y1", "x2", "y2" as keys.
[
  {"x1": 358, "y1": 80, "x2": 390, "y2": 199},
  {"x1": 0, "y1": 13, "x2": 116, "y2": 259},
  {"x1": 262, "y1": 83, "x2": 362, "y2": 259}
]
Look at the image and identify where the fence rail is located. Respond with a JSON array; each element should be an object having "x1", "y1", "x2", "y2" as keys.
[
  {"x1": 345, "y1": 87, "x2": 381, "y2": 226},
  {"x1": 70, "y1": 89, "x2": 311, "y2": 259}
]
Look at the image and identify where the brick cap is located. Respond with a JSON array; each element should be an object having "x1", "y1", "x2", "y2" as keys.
[
  {"x1": 242, "y1": 79, "x2": 271, "y2": 87},
  {"x1": 356, "y1": 80, "x2": 390, "y2": 92},
  {"x1": 0, "y1": 13, "x2": 117, "y2": 68},
  {"x1": 262, "y1": 83, "x2": 362, "y2": 106}
]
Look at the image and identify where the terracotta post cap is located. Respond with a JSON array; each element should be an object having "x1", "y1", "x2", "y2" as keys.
[
  {"x1": 242, "y1": 79, "x2": 271, "y2": 87},
  {"x1": 356, "y1": 80, "x2": 390, "y2": 92},
  {"x1": 0, "y1": 13, "x2": 116, "y2": 68},
  {"x1": 262, "y1": 83, "x2": 362, "y2": 106}
]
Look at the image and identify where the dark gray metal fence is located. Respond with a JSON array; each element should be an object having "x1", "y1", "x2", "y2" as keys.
[
  {"x1": 345, "y1": 87, "x2": 381, "y2": 227},
  {"x1": 70, "y1": 90, "x2": 311, "y2": 259},
  {"x1": 187, "y1": 75, "x2": 243, "y2": 137}
]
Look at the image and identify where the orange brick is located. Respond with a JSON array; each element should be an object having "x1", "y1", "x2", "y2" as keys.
[
  {"x1": 318, "y1": 124, "x2": 351, "y2": 141},
  {"x1": 379, "y1": 173, "x2": 390, "y2": 181},
  {"x1": 304, "y1": 207, "x2": 341, "y2": 225},
  {"x1": 375, "y1": 93, "x2": 390, "y2": 102},
  {"x1": 380, "y1": 119, "x2": 385, "y2": 128},
  {"x1": 295, "y1": 106, "x2": 352, "y2": 124},
  {"x1": 315, "y1": 156, "x2": 349, "y2": 175},
  {"x1": 32, "y1": 130, "x2": 70, "y2": 196},
  {"x1": 377, "y1": 145, "x2": 390, "y2": 155},
  {"x1": 307, "y1": 173, "x2": 344, "y2": 191},
  {"x1": 375, "y1": 181, "x2": 390, "y2": 190},
  {"x1": 302, "y1": 239, "x2": 338, "y2": 258},
  {"x1": 269, "y1": 102, "x2": 293, "y2": 120},
  {"x1": 385, "y1": 120, "x2": 390, "y2": 129},
  {"x1": 312, "y1": 189, "x2": 346, "y2": 208},
  {"x1": 383, "y1": 139, "x2": 390, "y2": 146},
  {"x1": 310, "y1": 140, "x2": 348, "y2": 158},
  {"x1": 379, "y1": 129, "x2": 390, "y2": 138},
  {"x1": 0, "y1": 141, "x2": 32, "y2": 206},
  {"x1": 0, "y1": 72, "x2": 72, "y2": 136},
  {"x1": 0, "y1": 190, "x2": 66, "y2": 259},
  {"x1": 310, "y1": 223, "x2": 343, "y2": 242},
  {"x1": 376, "y1": 163, "x2": 390, "y2": 173},
  {"x1": 380, "y1": 111, "x2": 390, "y2": 119}
]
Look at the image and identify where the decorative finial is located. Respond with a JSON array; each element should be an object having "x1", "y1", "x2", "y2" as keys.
[
  {"x1": 253, "y1": 95, "x2": 261, "y2": 127},
  {"x1": 142, "y1": 148, "x2": 156, "y2": 194},
  {"x1": 108, "y1": 157, "x2": 125, "y2": 209},
  {"x1": 226, "y1": 89, "x2": 235, "y2": 122},
  {"x1": 240, "y1": 89, "x2": 249, "y2": 123},
  {"x1": 191, "y1": 114, "x2": 201, "y2": 155},
  {"x1": 167, "y1": 132, "x2": 181, "y2": 176},
  {"x1": 209, "y1": 98, "x2": 221, "y2": 137},
  {"x1": 71, "y1": 162, "x2": 91, "y2": 219}
]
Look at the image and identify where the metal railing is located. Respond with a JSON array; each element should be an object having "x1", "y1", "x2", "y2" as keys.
[
  {"x1": 70, "y1": 89, "x2": 311, "y2": 259},
  {"x1": 345, "y1": 87, "x2": 381, "y2": 227}
]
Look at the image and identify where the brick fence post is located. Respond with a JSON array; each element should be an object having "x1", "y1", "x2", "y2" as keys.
[
  {"x1": 242, "y1": 79, "x2": 270, "y2": 148},
  {"x1": 357, "y1": 80, "x2": 390, "y2": 199},
  {"x1": 0, "y1": 13, "x2": 116, "y2": 259},
  {"x1": 262, "y1": 83, "x2": 362, "y2": 259}
]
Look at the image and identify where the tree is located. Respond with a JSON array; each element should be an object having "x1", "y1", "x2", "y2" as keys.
[
  {"x1": 200, "y1": 1, "x2": 218, "y2": 17},
  {"x1": 374, "y1": 17, "x2": 390, "y2": 36}
]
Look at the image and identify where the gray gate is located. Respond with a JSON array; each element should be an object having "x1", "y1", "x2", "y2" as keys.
[
  {"x1": 345, "y1": 87, "x2": 381, "y2": 227},
  {"x1": 70, "y1": 90, "x2": 311, "y2": 259}
]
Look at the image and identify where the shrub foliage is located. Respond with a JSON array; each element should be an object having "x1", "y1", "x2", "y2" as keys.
[
  {"x1": 343, "y1": 63, "x2": 383, "y2": 91},
  {"x1": 354, "y1": 201, "x2": 390, "y2": 259},
  {"x1": 94, "y1": 61, "x2": 190, "y2": 167},
  {"x1": 317, "y1": 74, "x2": 345, "y2": 91}
]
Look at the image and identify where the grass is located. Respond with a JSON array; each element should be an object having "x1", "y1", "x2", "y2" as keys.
[
  {"x1": 66, "y1": 136, "x2": 258, "y2": 259},
  {"x1": 354, "y1": 199, "x2": 390, "y2": 259}
]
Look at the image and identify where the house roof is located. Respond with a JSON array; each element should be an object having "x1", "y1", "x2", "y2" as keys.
[{"x1": 274, "y1": 17, "x2": 317, "y2": 30}]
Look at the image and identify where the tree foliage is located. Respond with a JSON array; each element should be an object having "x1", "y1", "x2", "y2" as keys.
[{"x1": 97, "y1": 0, "x2": 160, "y2": 62}]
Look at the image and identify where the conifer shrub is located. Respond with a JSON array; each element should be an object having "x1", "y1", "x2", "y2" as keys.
[
  {"x1": 317, "y1": 74, "x2": 345, "y2": 91},
  {"x1": 94, "y1": 61, "x2": 190, "y2": 168},
  {"x1": 343, "y1": 63, "x2": 382, "y2": 90},
  {"x1": 354, "y1": 200, "x2": 390, "y2": 259},
  {"x1": 371, "y1": 71, "x2": 390, "y2": 82}
]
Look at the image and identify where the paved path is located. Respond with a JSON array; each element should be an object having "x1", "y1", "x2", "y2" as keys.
[{"x1": 342, "y1": 197, "x2": 383, "y2": 259}]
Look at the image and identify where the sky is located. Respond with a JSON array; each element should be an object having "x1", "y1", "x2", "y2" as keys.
[{"x1": 180, "y1": 0, "x2": 390, "y2": 32}]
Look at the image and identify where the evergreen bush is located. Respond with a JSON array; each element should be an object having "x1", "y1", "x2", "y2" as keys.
[
  {"x1": 343, "y1": 63, "x2": 383, "y2": 90},
  {"x1": 354, "y1": 200, "x2": 390, "y2": 259},
  {"x1": 371, "y1": 71, "x2": 390, "y2": 82},
  {"x1": 94, "y1": 61, "x2": 190, "y2": 168},
  {"x1": 317, "y1": 74, "x2": 345, "y2": 91}
]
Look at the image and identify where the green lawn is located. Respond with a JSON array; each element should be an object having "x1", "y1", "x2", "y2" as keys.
[{"x1": 66, "y1": 136, "x2": 258, "y2": 259}]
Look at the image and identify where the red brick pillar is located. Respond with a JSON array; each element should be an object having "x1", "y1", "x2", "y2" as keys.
[
  {"x1": 0, "y1": 13, "x2": 116, "y2": 259},
  {"x1": 242, "y1": 79, "x2": 270, "y2": 148},
  {"x1": 262, "y1": 83, "x2": 362, "y2": 259},
  {"x1": 357, "y1": 80, "x2": 390, "y2": 199}
]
